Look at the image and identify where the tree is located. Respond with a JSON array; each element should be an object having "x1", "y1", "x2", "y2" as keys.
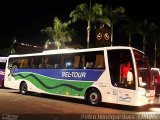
[
  {"x1": 149, "y1": 29, "x2": 160, "y2": 67},
  {"x1": 100, "y1": 5, "x2": 125, "y2": 46},
  {"x1": 120, "y1": 19, "x2": 138, "y2": 46},
  {"x1": 137, "y1": 19, "x2": 158, "y2": 53},
  {"x1": 41, "y1": 17, "x2": 74, "y2": 49},
  {"x1": 70, "y1": 2, "x2": 103, "y2": 48}
]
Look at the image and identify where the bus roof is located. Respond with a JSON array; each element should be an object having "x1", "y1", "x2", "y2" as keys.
[{"x1": 7, "y1": 46, "x2": 143, "y2": 58}]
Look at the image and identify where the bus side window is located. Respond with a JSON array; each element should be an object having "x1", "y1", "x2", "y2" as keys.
[
  {"x1": 19, "y1": 58, "x2": 29, "y2": 68},
  {"x1": 73, "y1": 56, "x2": 80, "y2": 68},
  {"x1": 65, "y1": 61, "x2": 73, "y2": 68},
  {"x1": 85, "y1": 52, "x2": 95, "y2": 69},
  {"x1": 94, "y1": 54, "x2": 104, "y2": 68},
  {"x1": 53, "y1": 55, "x2": 61, "y2": 69},
  {"x1": 86, "y1": 62, "x2": 94, "y2": 68},
  {"x1": 54, "y1": 64, "x2": 60, "y2": 68},
  {"x1": 43, "y1": 56, "x2": 55, "y2": 68},
  {"x1": 81, "y1": 55, "x2": 85, "y2": 68},
  {"x1": 49, "y1": 56, "x2": 60, "y2": 68},
  {"x1": 63, "y1": 54, "x2": 74, "y2": 69},
  {"x1": 30, "y1": 58, "x2": 36, "y2": 68}
]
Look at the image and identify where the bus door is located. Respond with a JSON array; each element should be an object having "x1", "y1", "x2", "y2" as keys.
[
  {"x1": 118, "y1": 61, "x2": 135, "y2": 105},
  {"x1": 4, "y1": 58, "x2": 17, "y2": 89},
  {"x1": 108, "y1": 49, "x2": 136, "y2": 105}
]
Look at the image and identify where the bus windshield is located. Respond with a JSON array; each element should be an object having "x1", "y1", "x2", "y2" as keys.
[{"x1": 133, "y1": 50, "x2": 154, "y2": 90}]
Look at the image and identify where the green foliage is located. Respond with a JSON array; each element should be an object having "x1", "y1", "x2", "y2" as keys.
[
  {"x1": 41, "y1": 17, "x2": 74, "y2": 49},
  {"x1": 100, "y1": 5, "x2": 125, "y2": 45},
  {"x1": 102, "y1": 5, "x2": 125, "y2": 26},
  {"x1": 70, "y1": 2, "x2": 103, "y2": 48},
  {"x1": 70, "y1": 3, "x2": 103, "y2": 23},
  {"x1": 137, "y1": 19, "x2": 158, "y2": 36}
]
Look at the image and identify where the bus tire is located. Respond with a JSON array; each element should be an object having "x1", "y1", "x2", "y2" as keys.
[
  {"x1": 20, "y1": 82, "x2": 28, "y2": 95},
  {"x1": 86, "y1": 88, "x2": 101, "y2": 106}
]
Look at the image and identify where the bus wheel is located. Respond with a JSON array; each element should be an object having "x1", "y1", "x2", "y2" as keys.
[
  {"x1": 87, "y1": 89, "x2": 101, "y2": 106},
  {"x1": 20, "y1": 82, "x2": 28, "y2": 95}
]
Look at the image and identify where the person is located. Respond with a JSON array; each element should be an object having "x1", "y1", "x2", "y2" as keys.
[{"x1": 120, "y1": 62, "x2": 130, "y2": 87}]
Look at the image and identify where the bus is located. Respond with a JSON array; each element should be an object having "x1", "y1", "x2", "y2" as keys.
[
  {"x1": 4, "y1": 46, "x2": 155, "y2": 106},
  {"x1": 0, "y1": 57, "x2": 8, "y2": 88}
]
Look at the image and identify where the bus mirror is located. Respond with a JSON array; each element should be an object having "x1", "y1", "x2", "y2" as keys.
[
  {"x1": 127, "y1": 71, "x2": 133, "y2": 82},
  {"x1": 139, "y1": 77, "x2": 146, "y2": 87},
  {"x1": 140, "y1": 82, "x2": 146, "y2": 87}
]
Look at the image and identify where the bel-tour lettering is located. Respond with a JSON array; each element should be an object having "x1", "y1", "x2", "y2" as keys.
[{"x1": 62, "y1": 72, "x2": 86, "y2": 78}]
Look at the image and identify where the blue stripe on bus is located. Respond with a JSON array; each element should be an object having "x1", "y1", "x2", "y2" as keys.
[{"x1": 12, "y1": 69, "x2": 104, "y2": 81}]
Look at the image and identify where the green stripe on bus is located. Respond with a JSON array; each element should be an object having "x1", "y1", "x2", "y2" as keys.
[{"x1": 14, "y1": 72, "x2": 93, "y2": 96}]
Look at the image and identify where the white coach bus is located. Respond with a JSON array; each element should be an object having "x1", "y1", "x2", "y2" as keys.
[{"x1": 4, "y1": 46, "x2": 155, "y2": 106}]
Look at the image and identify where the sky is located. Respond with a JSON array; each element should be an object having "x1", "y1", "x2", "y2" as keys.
[{"x1": 0, "y1": 0, "x2": 159, "y2": 49}]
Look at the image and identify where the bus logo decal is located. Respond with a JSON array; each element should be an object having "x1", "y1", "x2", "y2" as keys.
[
  {"x1": 62, "y1": 72, "x2": 86, "y2": 78},
  {"x1": 119, "y1": 96, "x2": 131, "y2": 102}
]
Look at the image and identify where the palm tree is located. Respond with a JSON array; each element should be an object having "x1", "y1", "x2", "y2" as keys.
[
  {"x1": 70, "y1": 2, "x2": 103, "y2": 48},
  {"x1": 137, "y1": 19, "x2": 158, "y2": 53},
  {"x1": 41, "y1": 17, "x2": 74, "y2": 49},
  {"x1": 120, "y1": 19, "x2": 138, "y2": 46},
  {"x1": 100, "y1": 5, "x2": 125, "y2": 46},
  {"x1": 149, "y1": 29, "x2": 160, "y2": 67}
]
